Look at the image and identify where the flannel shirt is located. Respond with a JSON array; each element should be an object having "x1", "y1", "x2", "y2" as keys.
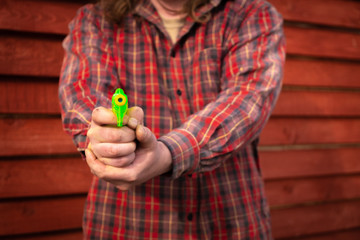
[{"x1": 59, "y1": 0, "x2": 285, "y2": 239}]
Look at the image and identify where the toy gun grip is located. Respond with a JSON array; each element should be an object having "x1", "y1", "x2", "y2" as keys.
[{"x1": 112, "y1": 88, "x2": 128, "y2": 127}]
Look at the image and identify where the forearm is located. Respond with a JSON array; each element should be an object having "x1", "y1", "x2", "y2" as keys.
[
  {"x1": 59, "y1": 4, "x2": 117, "y2": 153},
  {"x1": 159, "y1": 2, "x2": 286, "y2": 179}
]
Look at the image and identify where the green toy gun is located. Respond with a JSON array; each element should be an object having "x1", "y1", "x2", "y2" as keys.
[{"x1": 112, "y1": 88, "x2": 128, "y2": 127}]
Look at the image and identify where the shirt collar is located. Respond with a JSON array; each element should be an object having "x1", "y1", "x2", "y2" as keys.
[{"x1": 135, "y1": 0, "x2": 222, "y2": 23}]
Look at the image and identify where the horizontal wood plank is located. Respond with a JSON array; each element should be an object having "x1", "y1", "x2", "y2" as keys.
[
  {"x1": 283, "y1": 58, "x2": 360, "y2": 88},
  {"x1": 271, "y1": 201, "x2": 360, "y2": 238},
  {"x1": 260, "y1": 118, "x2": 360, "y2": 146},
  {"x1": 288, "y1": 228, "x2": 360, "y2": 240},
  {"x1": 0, "y1": 78, "x2": 60, "y2": 114},
  {"x1": 0, "y1": 34, "x2": 63, "y2": 77},
  {"x1": 0, "y1": 0, "x2": 84, "y2": 35},
  {"x1": 285, "y1": 26, "x2": 360, "y2": 60},
  {"x1": 0, "y1": 157, "x2": 92, "y2": 199},
  {"x1": 265, "y1": 175, "x2": 360, "y2": 206},
  {"x1": 0, "y1": 118, "x2": 77, "y2": 156},
  {"x1": 260, "y1": 148, "x2": 360, "y2": 180},
  {"x1": 269, "y1": 0, "x2": 360, "y2": 29},
  {"x1": 5, "y1": 230, "x2": 83, "y2": 240},
  {"x1": 273, "y1": 90, "x2": 360, "y2": 117},
  {"x1": 0, "y1": 196, "x2": 85, "y2": 236}
]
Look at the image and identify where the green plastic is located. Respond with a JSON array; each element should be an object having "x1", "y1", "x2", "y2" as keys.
[{"x1": 112, "y1": 88, "x2": 128, "y2": 127}]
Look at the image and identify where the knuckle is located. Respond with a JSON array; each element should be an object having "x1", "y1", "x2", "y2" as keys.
[
  {"x1": 96, "y1": 172, "x2": 104, "y2": 179},
  {"x1": 106, "y1": 144, "x2": 118, "y2": 156},
  {"x1": 104, "y1": 129, "x2": 118, "y2": 142},
  {"x1": 126, "y1": 171, "x2": 138, "y2": 183},
  {"x1": 91, "y1": 167, "x2": 102, "y2": 179},
  {"x1": 92, "y1": 107, "x2": 101, "y2": 120},
  {"x1": 116, "y1": 184, "x2": 131, "y2": 191},
  {"x1": 98, "y1": 157, "x2": 109, "y2": 165},
  {"x1": 128, "y1": 152, "x2": 136, "y2": 162},
  {"x1": 87, "y1": 128, "x2": 94, "y2": 138},
  {"x1": 120, "y1": 128, "x2": 136, "y2": 142},
  {"x1": 128, "y1": 142, "x2": 137, "y2": 152},
  {"x1": 93, "y1": 167, "x2": 104, "y2": 179}
]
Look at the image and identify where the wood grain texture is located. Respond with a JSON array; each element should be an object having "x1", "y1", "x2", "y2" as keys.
[
  {"x1": 0, "y1": 157, "x2": 92, "y2": 198},
  {"x1": 285, "y1": 228, "x2": 360, "y2": 240},
  {"x1": 283, "y1": 58, "x2": 360, "y2": 88},
  {"x1": 0, "y1": 34, "x2": 63, "y2": 77},
  {"x1": 271, "y1": 201, "x2": 360, "y2": 238},
  {"x1": 261, "y1": 118, "x2": 360, "y2": 146},
  {"x1": 265, "y1": 175, "x2": 360, "y2": 206},
  {"x1": 260, "y1": 148, "x2": 360, "y2": 180},
  {"x1": 0, "y1": 196, "x2": 85, "y2": 236},
  {"x1": 0, "y1": 118, "x2": 77, "y2": 156},
  {"x1": 0, "y1": 78, "x2": 60, "y2": 114},
  {"x1": 268, "y1": 0, "x2": 360, "y2": 29},
  {"x1": 285, "y1": 26, "x2": 360, "y2": 60},
  {"x1": 5, "y1": 230, "x2": 83, "y2": 240},
  {"x1": 0, "y1": 0, "x2": 85, "y2": 34},
  {"x1": 273, "y1": 90, "x2": 360, "y2": 117}
]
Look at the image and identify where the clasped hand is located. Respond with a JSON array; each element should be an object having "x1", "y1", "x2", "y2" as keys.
[{"x1": 85, "y1": 107, "x2": 172, "y2": 191}]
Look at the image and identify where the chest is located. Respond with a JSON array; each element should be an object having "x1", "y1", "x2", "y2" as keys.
[{"x1": 111, "y1": 19, "x2": 227, "y2": 132}]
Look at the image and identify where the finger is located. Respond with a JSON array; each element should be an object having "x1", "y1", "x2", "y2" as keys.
[
  {"x1": 86, "y1": 148, "x2": 139, "y2": 186},
  {"x1": 85, "y1": 148, "x2": 106, "y2": 176},
  {"x1": 86, "y1": 148, "x2": 124, "y2": 180},
  {"x1": 92, "y1": 107, "x2": 117, "y2": 126},
  {"x1": 87, "y1": 125, "x2": 136, "y2": 143},
  {"x1": 136, "y1": 125, "x2": 157, "y2": 149},
  {"x1": 100, "y1": 152, "x2": 136, "y2": 168},
  {"x1": 92, "y1": 142, "x2": 136, "y2": 158}
]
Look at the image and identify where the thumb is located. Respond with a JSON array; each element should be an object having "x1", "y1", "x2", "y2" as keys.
[
  {"x1": 136, "y1": 125, "x2": 157, "y2": 149},
  {"x1": 123, "y1": 106, "x2": 144, "y2": 128},
  {"x1": 127, "y1": 106, "x2": 144, "y2": 124}
]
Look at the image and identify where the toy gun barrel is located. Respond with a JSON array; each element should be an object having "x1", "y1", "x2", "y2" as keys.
[{"x1": 112, "y1": 88, "x2": 128, "y2": 127}]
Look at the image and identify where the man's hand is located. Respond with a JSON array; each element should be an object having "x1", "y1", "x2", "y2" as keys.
[
  {"x1": 87, "y1": 106, "x2": 142, "y2": 167},
  {"x1": 85, "y1": 107, "x2": 172, "y2": 190}
]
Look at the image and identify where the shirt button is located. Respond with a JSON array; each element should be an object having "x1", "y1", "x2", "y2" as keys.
[
  {"x1": 176, "y1": 89, "x2": 182, "y2": 96},
  {"x1": 187, "y1": 213, "x2": 193, "y2": 221},
  {"x1": 170, "y1": 50, "x2": 176, "y2": 58}
]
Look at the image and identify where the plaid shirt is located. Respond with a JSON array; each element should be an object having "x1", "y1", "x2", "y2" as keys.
[{"x1": 59, "y1": 0, "x2": 285, "y2": 239}]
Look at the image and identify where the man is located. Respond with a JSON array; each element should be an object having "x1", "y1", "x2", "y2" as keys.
[{"x1": 59, "y1": 0, "x2": 285, "y2": 238}]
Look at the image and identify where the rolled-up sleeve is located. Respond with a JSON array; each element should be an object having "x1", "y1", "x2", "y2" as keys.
[{"x1": 59, "y1": 5, "x2": 117, "y2": 154}]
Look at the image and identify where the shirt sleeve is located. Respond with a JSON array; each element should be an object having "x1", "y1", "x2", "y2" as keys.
[
  {"x1": 159, "y1": 1, "x2": 286, "y2": 179},
  {"x1": 58, "y1": 4, "x2": 117, "y2": 156}
]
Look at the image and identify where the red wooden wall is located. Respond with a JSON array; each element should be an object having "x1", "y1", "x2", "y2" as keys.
[{"x1": 1, "y1": 0, "x2": 360, "y2": 239}]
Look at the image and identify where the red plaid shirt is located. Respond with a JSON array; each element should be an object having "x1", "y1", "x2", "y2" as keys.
[{"x1": 59, "y1": 0, "x2": 285, "y2": 239}]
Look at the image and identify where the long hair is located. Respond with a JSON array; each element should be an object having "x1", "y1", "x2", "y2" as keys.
[{"x1": 99, "y1": 0, "x2": 210, "y2": 25}]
